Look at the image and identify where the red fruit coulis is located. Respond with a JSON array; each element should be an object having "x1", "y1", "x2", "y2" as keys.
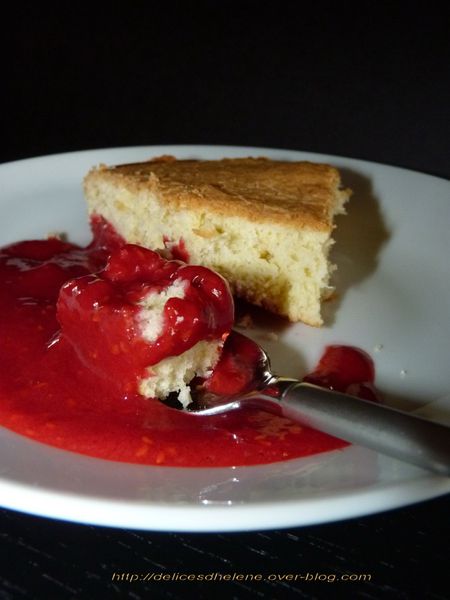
[
  {"x1": 0, "y1": 217, "x2": 378, "y2": 467},
  {"x1": 57, "y1": 242, "x2": 233, "y2": 398}
]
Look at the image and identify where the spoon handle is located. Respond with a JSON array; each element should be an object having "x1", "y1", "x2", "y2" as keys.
[{"x1": 277, "y1": 382, "x2": 450, "y2": 476}]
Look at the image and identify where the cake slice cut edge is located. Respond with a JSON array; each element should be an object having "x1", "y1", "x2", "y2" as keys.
[{"x1": 84, "y1": 156, "x2": 351, "y2": 326}]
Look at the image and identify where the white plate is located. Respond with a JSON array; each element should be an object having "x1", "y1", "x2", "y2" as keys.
[{"x1": 0, "y1": 145, "x2": 449, "y2": 532}]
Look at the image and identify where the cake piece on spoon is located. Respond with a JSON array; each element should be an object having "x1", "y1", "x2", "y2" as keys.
[{"x1": 57, "y1": 244, "x2": 234, "y2": 406}]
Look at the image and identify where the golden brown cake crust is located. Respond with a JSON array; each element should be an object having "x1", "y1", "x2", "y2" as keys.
[{"x1": 85, "y1": 156, "x2": 348, "y2": 232}]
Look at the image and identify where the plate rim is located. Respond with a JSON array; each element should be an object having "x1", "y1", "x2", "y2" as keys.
[{"x1": 1, "y1": 143, "x2": 449, "y2": 183}]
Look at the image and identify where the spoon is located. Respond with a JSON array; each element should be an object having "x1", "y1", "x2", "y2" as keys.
[{"x1": 185, "y1": 332, "x2": 450, "y2": 476}]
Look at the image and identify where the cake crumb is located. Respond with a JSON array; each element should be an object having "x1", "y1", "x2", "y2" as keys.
[
  {"x1": 400, "y1": 369, "x2": 408, "y2": 378},
  {"x1": 373, "y1": 344, "x2": 384, "y2": 353},
  {"x1": 260, "y1": 331, "x2": 279, "y2": 342},
  {"x1": 47, "y1": 231, "x2": 67, "y2": 241},
  {"x1": 236, "y1": 314, "x2": 254, "y2": 329}
]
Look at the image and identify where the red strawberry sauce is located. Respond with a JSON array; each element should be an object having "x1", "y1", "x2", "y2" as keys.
[{"x1": 0, "y1": 217, "x2": 377, "y2": 467}]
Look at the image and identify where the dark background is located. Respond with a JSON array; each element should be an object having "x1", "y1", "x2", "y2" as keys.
[
  {"x1": 1, "y1": 3, "x2": 449, "y2": 599},
  {"x1": 2, "y1": 2, "x2": 449, "y2": 177}
]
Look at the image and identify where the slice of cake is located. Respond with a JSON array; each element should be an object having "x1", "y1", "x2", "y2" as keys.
[
  {"x1": 84, "y1": 156, "x2": 350, "y2": 326},
  {"x1": 57, "y1": 244, "x2": 234, "y2": 406}
]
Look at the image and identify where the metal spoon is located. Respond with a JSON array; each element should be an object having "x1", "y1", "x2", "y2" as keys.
[{"x1": 186, "y1": 333, "x2": 450, "y2": 476}]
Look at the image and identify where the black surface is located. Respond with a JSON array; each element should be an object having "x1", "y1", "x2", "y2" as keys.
[{"x1": 1, "y1": 4, "x2": 449, "y2": 599}]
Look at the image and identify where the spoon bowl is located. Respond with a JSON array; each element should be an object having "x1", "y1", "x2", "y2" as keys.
[{"x1": 180, "y1": 332, "x2": 450, "y2": 476}]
